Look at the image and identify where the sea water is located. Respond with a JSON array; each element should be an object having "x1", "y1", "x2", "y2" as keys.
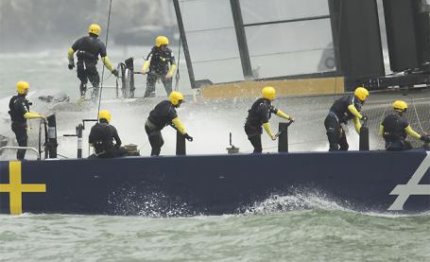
[{"x1": 1, "y1": 49, "x2": 429, "y2": 262}]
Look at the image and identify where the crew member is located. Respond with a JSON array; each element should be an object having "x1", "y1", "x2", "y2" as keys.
[
  {"x1": 145, "y1": 91, "x2": 193, "y2": 156},
  {"x1": 89, "y1": 110, "x2": 127, "y2": 158},
  {"x1": 141, "y1": 35, "x2": 177, "y2": 98},
  {"x1": 324, "y1": 87, "x2": 369, "y2": 151},
  {"x1": 67, "y1": 23, "x2": 118, "y2": 100},
  {"x1": 244, "y1": 86, "x2": 294, "y2": 153},
  {"x1": 379, "y1": 100, "x2": 430, "y2": 151},
  {"x1": 8, "y1": 81, "x2": 45, "y2": 160}
]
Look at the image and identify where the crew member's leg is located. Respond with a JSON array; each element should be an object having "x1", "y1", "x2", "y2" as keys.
[
  {"x1": 324, "y1": 114, "x2": 341, "y2": 151},
  {"x1": 245, "y1": 125, "x2": 263, "y2": 153},
  {"x1": 144, "y1": 73, "x2": 157, "y2": 98},
  {"x1": 87, "y1": 66, "x2": 100, "y2": 101},
  {"x1": 161, "y1": 75, "x2": 173, "y2": 96},
  {"x1": 386, "y1": 139, "x2": 413, "y2": 151},
  {"x1": 12, "y1": 123, "x2": 28, "y2": 160},
  {"x1": 338, "y1": 127, "x2": 349, "y2": 151},
  {"x1": 113, "y1": 146, "x2": 128, "y2": 157},
  {"x1": 145, "y1": 125, "x2": 164, "y2": 156},
  {"x1": 249, "y1": 135, "x2": 262, "y2": 153},
  {"x1": 76, "y1": 62, "x2": 88, "y2": 97}
]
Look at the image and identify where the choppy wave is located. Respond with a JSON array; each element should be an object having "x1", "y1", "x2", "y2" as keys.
[
  {"x1": 242, "y1": 191, "x2": 430, "y2": 218},
  {"x1": 242, "y1": 192, "x2": 348, "y2": 215}
]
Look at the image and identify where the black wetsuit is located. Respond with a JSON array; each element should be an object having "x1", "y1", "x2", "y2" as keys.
[
  {"x1": 8, "y1": 94, "x2": 30, "y2": 160},
  {"x1": 244, "y1": 98, "x2": 278, "y2": 153},
  {"x1": 381, "y1": 113, "x2": 412, "y2": 151},
  {"x1": 71, "y1": 35, "x2": 107, "y2": 97},
  {"x1": 145, "y1": 100, "x2": 178, "y2": 156},
  {"x1": 144, "y1": 46, "x2": 176, "y2": 97},
  {"x1": 88, "y1": 121, "x2": 127, "y2": 158},
  {"x1": 324, "y1": 95, "x2": 363, "y2": 151}
]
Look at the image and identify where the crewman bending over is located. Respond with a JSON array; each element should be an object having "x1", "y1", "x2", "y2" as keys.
[
  {"x1": 145, "y1": 91, "x2": 193, "y2": 156},
  {"x1": 89, "y1": 110, "x2": 127, "y2": 158},
  {"x1": 380, "y1": 100, "x2": 430, "y2": 151},
  {"x1": 324, "y1": 87, "x2": 369, "y2": 151},
  {"x1": 244, "y1": 86, "x2": 294, "y2": 153}
]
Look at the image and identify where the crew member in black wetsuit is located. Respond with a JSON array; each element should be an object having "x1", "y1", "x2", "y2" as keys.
[
  {"x1": 141, "y1": 36, "x2": 177, "y2": 97},
  {"x1": 67, "y1": 24, "x2": 118, "y2": 100},
  {"x1": 89, "y1": 110, "x2": 127, "y2": 158},
  {"x1": 8, "y1": 81, "x2": 45, "y2": 160},
  {"x1": 379, "y1": 100, "x2": 430, "y2": 151},
  {"x1": 324, "y1": 87, "x2": 369, "y2": 151},
  {"x1": 145, "y1": 91, "x2": 193, "y2": 156},
  {"x1": 244, "y1": 86, "x2": 294, "y2": 153}
]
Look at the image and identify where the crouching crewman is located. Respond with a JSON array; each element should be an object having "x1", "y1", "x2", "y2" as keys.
[
  {"x1": 89, "y1": 110, "x2": 128, "y2": 158},
  {"x1": 380, "y1": 100, "x2": 430, "y2": 151}
]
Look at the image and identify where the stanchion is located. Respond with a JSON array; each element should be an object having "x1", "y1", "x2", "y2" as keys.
[
  {"x1": 176, "y1": 131, "x2": 186, "y2": 155},
  {"x1": 359, "y1": 121, "x2": 369, "y2": 151},
  {"x1": 76, "y1": 124, "x2": 84, "y2": 158},
  {"x1": 278, "y1": 122, "x2": 290, "y2": 153},
  {"x1": 46, "y1": 114, "x2": 58, "y2": 158}
]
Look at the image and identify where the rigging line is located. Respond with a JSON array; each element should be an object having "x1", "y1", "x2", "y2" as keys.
[
  {"x1": 410, "y1": 96, "x2": 426, "y2": 132},
  {"x1": 97, "y1": 0, "x2": 113, "y2": 117},
  {"x1": 174, "y1": 34, "x2": 182, "y2": 91}
]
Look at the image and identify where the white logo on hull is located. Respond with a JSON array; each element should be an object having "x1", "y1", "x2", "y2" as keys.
[{"x1": 388, "y1": 152, "x2": 430, "y2": 211}]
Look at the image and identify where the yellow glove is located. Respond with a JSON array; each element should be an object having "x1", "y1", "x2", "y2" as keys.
[
  {"x1": 142, "y1": 60, "x2": 150, "y2": 73},
  {"x1": 166, "y1": 64, "x2": 177, "y2": 79}
]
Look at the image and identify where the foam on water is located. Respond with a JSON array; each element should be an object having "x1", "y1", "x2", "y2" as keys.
[{"x1": 243, "y1": 192, "x2": 349, "y2": 215}]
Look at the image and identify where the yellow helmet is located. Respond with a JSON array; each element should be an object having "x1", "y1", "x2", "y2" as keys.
[
  {"x1": 262, "y1": 86, "x2": 276, "y2": 101},
  {"x1": 392, "y1": 100, "x2": 408, "y2": 112},
  {"x1": 16, "y1": 81, "x2": 30, "y2": 95},
  {"x1": 88, "y1": 24, "x2": 101, "y2": 36},
  {"x1": 98, "y1": 110, "x2": 112, "y2": 123},
  {"x1": 354, "y1": 87, "x2": 369, "y2": 102},
  {"x1": 169, "y1": 91, "x2": 184, "y2": 106},
  {"x1": 155, "y1": 36, "x2": 169, "y2": 47}
]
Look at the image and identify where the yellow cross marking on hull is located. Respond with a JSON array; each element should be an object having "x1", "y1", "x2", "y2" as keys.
[{"x1": 0, "y1": 161, "x2": 46, "y2": 215}]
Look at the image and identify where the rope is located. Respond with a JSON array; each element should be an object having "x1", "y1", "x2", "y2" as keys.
[
  {"x1": 174, "y1": 35, "x2": 182, "y2": 91},
  {"x1": 410, "y1": 96, "x2": 426, "y2": 132},
  {"x1": 97, "y1": 0, "x2": 113, "y2": 118}
]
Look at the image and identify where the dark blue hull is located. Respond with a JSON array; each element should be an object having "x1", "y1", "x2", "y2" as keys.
[{"x1": 1, "y1": 151, "x2": 429, "y2": 215}]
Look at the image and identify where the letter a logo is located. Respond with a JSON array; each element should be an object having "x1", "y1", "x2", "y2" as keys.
[{"x1": 388, "y1": 152, "x2": 430, "y2": 211}]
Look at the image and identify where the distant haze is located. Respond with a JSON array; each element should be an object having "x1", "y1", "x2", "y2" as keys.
[{"x1": 0, "y1": 0, "x2": 175, "y2": 52}]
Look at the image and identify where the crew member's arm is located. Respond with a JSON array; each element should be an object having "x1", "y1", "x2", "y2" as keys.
[
  {"x1": 89, "y1": 127, "x2": 96, "y2": 145},
  {"x1": 262, "y1": 122, "x2": 276, "y2": 140},
  {"x1": 378, "y1": 124, "x2": 384, "y2": 137},
  {"x1": 67, "y1": 38, "x2": 82, "y2": 69},
  {"x1": 67, "y1": 47, "x2": 75, "y2": 66},
  {"x1": 275, "y1": 109, "x2": 294, "y2": 121},
  {"x1": 171, "y1": 117, "x2": 187, "y2": 135},
  {"x1": 24, "y1": 112, "x2": 45, "y2": 120},
  {"x1": 101, "y1": 55, "x2": 114, "y2": 72},
  {"x1": 347, "y1": 104, "x2": 363, "y2": 119},
  {"x1": 112, "y1": 126, "x2": 122, "y2": 147},
  {"x1": 166, "y1": 64, "x2": 177, "y2": 79},
  {"x1": 166, "y1": 55, "x2": 177, "y2": 79},
  {"x1": 99, "y1": 42, "x2": 117, "y2": 75},
  {"x1": 352, "y1": 117, "x2": 362, "y2": 134},
  {"x1": 405, "y1": 125, "x2": 421, "y2": 140},
  {"x1": 17, "y1": 100, "x2": 45, "y2": 120},
  {"x1": 142, "y1": 52, "x2": 152, "y2": 73}
]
